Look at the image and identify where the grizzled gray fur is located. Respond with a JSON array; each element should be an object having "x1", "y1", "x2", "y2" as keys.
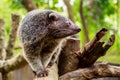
[{"x1": 18, "y1": 9, "x2": 80, "y2": 77}]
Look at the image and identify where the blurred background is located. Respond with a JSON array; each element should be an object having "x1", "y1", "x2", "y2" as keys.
[{"x1": 0, "y1": 0, "x2": 119, "y2": 62}]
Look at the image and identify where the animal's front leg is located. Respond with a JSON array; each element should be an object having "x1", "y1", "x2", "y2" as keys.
[
  {"x1": 23, "y1": 53, "x2": 48, "y2": 77},
  {"x1": 23, "y1": 42, "x2": 49, "y2": 77},
  {"x1": 46, "y1": 48, "x2": 61, "y2": 68}
]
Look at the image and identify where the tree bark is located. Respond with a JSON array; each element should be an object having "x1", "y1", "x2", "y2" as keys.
[
  {"x1": 22, "y1": 0, "x2": 37, "y2": 12},
  {"x1": 59, "y1": 63, "x2": 120, "y2": 80},
  {"x1": 78, "y1": 28, "x2": 115, "y2": 68},
  {"x1": 0, "y1": 54, "x2": 27, "y2": 73},
  {"x1": 1, "y1": 14, "x2": 20, "y2": 80},
  {"x1": 0, "y1": 19, "x2": 5, "y2": 59},
  {"x1": 58, "y1": 38, "x2": 80, "y2": 76},
  {"x1": 5, "y1": 14, "x2": 20, "y2": 59}
]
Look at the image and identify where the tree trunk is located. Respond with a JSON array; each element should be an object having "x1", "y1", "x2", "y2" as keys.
[{"x1": 22, "y1": 0, "x2": 37, "y2": 12}]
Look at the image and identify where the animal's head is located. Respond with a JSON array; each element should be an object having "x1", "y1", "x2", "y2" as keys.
[
  {"x1": 20, "y1": 10, "x2": 80, "y2": 41},
  {"x1": 46, "y1": 11, "x2": 81, "y2": 39}
]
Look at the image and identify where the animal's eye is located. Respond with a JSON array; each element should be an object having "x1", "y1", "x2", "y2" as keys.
[{"x1": 66, "y1": 21, "x2": 71, "y2": 27}]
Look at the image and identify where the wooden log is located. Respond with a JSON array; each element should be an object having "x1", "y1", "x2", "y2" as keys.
[
  {"x1": 59, "y1": 63, "x2": 120, "y2": 80},
  {"x1": 58, "y1": 38, "x2": 80, "y2": 76}
]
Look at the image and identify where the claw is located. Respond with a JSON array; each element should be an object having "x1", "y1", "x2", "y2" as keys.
[{"x1": 34, "y1": 70, "x2": 49, "y2": 77}]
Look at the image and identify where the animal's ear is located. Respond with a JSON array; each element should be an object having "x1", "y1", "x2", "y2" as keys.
[{"x1": 49, "y1": 13, "x2": 57, "y2": 21}]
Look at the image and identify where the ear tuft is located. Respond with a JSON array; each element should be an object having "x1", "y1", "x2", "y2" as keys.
[{"x1": 49, "y1": 13, "x2": 57, "y2": 21}]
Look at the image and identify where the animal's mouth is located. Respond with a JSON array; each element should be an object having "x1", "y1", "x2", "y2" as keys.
[
  {"x1": 73, "y1": 28, "x2": 81, "y2": 33},
  {"x1": 47, "y1": 28, "x2": 81, "y2": 39},
  {"x1": 70, "y1": 27, "x2": 81, "y2": 35},
  {"x1": 62, "y1": 28, "x2": 81, "y2": 38}
]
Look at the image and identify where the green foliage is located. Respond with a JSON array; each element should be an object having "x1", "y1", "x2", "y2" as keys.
[
  {"x1": 82, "y1": 0, "x2": 116, "y2": 30},
  {"x1": 9, "y1": 0, "x2": 24, "y2": 9}
]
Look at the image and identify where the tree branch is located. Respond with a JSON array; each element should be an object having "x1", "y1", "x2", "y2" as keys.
[
  {"x1": 96, "y1": 61, "x2": 120, "y2": 66},
  {"x1": 0, "y1": 53, "x2": 27, "y2": 74},
  {"x1": 59, "y1": 63, "x2": 120, "y2": 80},
  {"x1": 82, "y1": 28, "x2": 108, "y2": 52},
  {"x1": 22, "y1": 0, "x2": 37, "y2": 12},
  {"x1": 58, "y1": 38, "x2": 80, "y2": 76},
  {"x1": 5, "y1": 14, "x2": 20, "y2": 59},
  {"x1": 78, "y1": 28, "x2": 115, "y2": 68},
  {"x1": 0, "y1": 19, "x2": 6, "y2": 59}
]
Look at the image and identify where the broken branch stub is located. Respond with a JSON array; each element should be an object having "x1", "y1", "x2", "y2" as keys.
[
  {"x1": 78, "y1": 28, "x2": 115, "y2": 68},
  {"x1": 58, "y1": 38, "x2": 80, "y2": 76}
]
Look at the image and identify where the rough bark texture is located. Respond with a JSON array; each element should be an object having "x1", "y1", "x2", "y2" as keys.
[
  {"x1": 0, "y1": 54, "x2": 27, "y2": 73},
  {"x1": 0, "y1": 19, "x2": 5, "y2": 59},
  {"x1": 2, "y1": 14, "x2": 20, "y2": 80},
  {"x1": 59, "y1": 63, "x2": 120, "y2": 80},
  {"x1": 58, "y1": 38, "x2": 80, "y2": 76},
  {"x1": 22, "y1": 0, "x2": 37, "y2": 12},
  {"x1": 5, "y1": 14, "x2": 20, "y2": 59},
  {"x1": 1, "y1": 53, "x2": 27, "y2": 80},
  {"x1": 58, "y1": 28, "x2": 115, "y2": 80},
  {"x1": 78, "y1": 28, "x2": 115, "y2": 68},
  {"x1": 79, "y1": 0, "x2": 90, "y2": 42}
]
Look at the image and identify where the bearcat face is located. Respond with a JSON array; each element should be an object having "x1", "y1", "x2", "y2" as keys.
[{"x1": 47, "y1": 12, "x2": 81, "y2": 39}]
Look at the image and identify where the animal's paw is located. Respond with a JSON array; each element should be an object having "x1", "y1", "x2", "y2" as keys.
[
  {"x1": 47, "y1": 60, "x2": 56, "y2": 68},
  {"x1": 33, "y1": 70, "x2": 48, "y2": 77}
]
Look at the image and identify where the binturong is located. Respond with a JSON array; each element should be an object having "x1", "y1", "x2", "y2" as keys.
[{"x1": 18, "y1": 9, "x2": 80, "y2": 77}]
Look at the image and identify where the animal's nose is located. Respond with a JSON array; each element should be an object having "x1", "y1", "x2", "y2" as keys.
[{"x1": 76, "y1": 28, "x2": 81, "y2": 32}]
